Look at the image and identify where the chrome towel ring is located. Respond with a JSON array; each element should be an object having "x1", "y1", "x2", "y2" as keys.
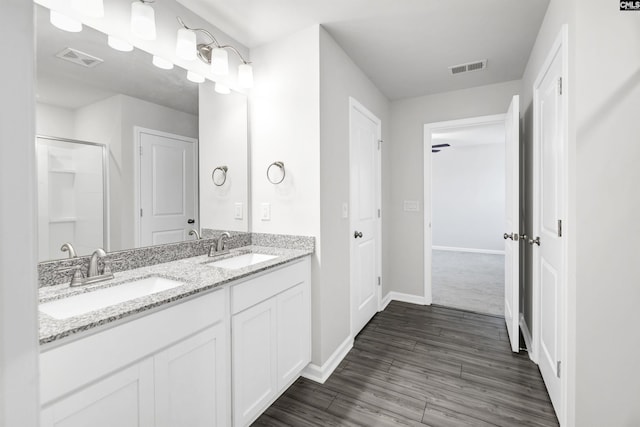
[
  {"x1": 267, "y1": 161, "x2": 285, "y2": 184},
  {"x1": 212, "y1": 166, "x2": 228, "y2": 186}
]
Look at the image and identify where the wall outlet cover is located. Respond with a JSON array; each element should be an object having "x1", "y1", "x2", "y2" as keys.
[{"x1": 404, "y1": 200, "x2": 420, "y2": 212}]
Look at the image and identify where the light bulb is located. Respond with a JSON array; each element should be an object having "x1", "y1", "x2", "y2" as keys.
[
  {"x1": 238, "y1": 63, "x2": 253, "y2": 89},
  {"x1": 108, "y1": 35, "x2": 133, "y2": 52},
  {"x1": 215, "y1": 82, "x2": 231, "y2": 94},
  {"x1": 50, "y1": 10, "x2": 82, "y2": 33},
  {"x1": 152, "y1": 56, "x2": 173, "y2": 70},
  {"x1": 210, "y1": 48, "x2": 229, "y2": 75},
  {"x1": 176, "y1": 28, "x2": 197, "y2": 61},
  {"x1": 187, "y1": 71, "x2": 205, "y2": 83},
  {"x1": 131, "y1": 1, "x2": 156, "y2": 41},
  {"x1": 72, "y1": 0, "x2": 104, "y2": 18}
]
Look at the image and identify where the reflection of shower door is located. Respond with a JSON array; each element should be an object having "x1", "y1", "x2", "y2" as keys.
[
  {"x1": 36, "y1": 136, "x2": 108, "y2": 261},
  {"x1": 138, "y1": 129, "x2": 197, "y2": 247}
]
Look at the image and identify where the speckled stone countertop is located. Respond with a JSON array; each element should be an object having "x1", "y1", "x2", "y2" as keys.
[{"x1": 39, "y1": 245, "x2": 312, "y2": 345}]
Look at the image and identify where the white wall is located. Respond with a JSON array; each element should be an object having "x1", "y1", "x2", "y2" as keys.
[
  {"x1": 250, "y1": 26, "x2": 321, "y2": 237},
  {"x1": 318, "y1": 27, "x2": 390, "y2": 363},
  {"x1": 36, "y1": 103, "x2": 75, "y2": 138},
  {"x1": 432, "y1": 141, "x2": 505, "y2": 252},
  {"x1": 387, "y1": 80, "x2": 521, "y2": 297},
  {"x1": 0, "y1": 1, "x2": 40, "y2": 425},
  {"x1": 573, "y1": 1, "x2": 640, "y2": 425},
  {"x1": 199, "y1": 82, "x2": 248, "y2": 232}
]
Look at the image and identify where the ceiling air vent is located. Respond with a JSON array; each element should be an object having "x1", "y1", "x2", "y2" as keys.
[
  {"x1": 448, "y1": 59, "x2": 487, "y2": 75},
  {"x1": 55, "y1": 48, "x2": 103, "y2": 68}
]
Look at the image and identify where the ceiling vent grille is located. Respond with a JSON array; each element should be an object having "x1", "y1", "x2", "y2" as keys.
[
  {"x1": 55, "y1": 48, "x2": 103, "y2": 68},
  {"x1": 448, "y1": 59, "x2": 487, "y2": 75}
]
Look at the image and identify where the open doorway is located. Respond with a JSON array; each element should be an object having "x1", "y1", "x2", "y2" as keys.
[{"x1": 425, "y1": 115, "x2": 507, "y2": 316}]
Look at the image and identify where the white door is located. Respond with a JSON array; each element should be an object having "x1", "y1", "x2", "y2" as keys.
[
  {"x1": 533, "y1": 43, "x2": 565, "y2": 417},
  {"x1": 139, "y1": 130, "x2": 197, "y2": 247},
  {"x1": 276, "y1": 283, "x2": 311, "y2": 390},
  {"x1": 41, "y1": 360, "x2": 154, "y2": 427},
  {"x1": 155, "y1": 325, "x2": 228, "y2": 427},
  {"x1": 504, "y1": 95, "x2": 520, "y2": 353},
  {"x1": 349, "y1": 98, "x2": 381, "y2": 337},
  {"x1": 232, "y1": 298, "x2": 278, "y2": 427}
]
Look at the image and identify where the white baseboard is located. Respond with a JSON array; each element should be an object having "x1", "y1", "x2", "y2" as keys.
[
  {"x1": 520, "y1": 313, "x2": 535, "y2": 362},
  {"x1": 381, "y1": 292, "x2": 427, "y2": 309},
  {"x1": 301, "y1": 335, "x2": 353, "y2": 384},
  {"x1": 432, "y1": 245, "x2": 505, "y2": 256}
]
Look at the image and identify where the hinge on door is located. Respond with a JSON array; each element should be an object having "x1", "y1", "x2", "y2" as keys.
[
  {"x1": 378, "y1": 139, "x2": 382, "y2": 150},
  {"x1": 557, "y1": 361, "x2": 561, "y2": 378},
  {"x1": 558, "y1": 219, "x2": 563, "y2": 237},
  {"x1": 377, "y1": 208, "x2": 381, "y2": 218},
  {"x1": 377, "y1": 276, "x2": 381, "y2": 287},
  {"x1": 140, "y1": 208, "x2": 143, "y2": 217},
  {"x1": 558, "y1": 77, "x2": 563, "y2": 95},
  {"x1": 139, "y1": 146, "x2": 143, "y2": 156}
]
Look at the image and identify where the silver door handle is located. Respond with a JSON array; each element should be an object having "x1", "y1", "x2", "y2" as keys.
[
  {"x1": 529, "y1": 236, "x2": 541, "y2": 246},
  {"x1": 503, "y1": 233, "x2": 519, "y2": 241}
]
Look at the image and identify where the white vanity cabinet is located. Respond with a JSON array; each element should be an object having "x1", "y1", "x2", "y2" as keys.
[
  {"x1": 231, "y1": 257, "x2": 311, "y2": 427},
  {"x1": 40, "y1": 288, "x2": 229, "y2": 427}
]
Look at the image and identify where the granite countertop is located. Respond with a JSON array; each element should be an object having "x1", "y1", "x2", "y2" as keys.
[{"x1": 39, "y1": 245, "x2": 312, "y2": 345}]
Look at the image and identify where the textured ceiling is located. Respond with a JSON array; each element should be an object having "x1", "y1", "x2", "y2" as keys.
[{"x1": 177, "y1": 0, "x2": 549, "y2": 100}]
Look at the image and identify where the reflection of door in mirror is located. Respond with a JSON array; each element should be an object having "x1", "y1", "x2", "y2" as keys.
[
  {"x1": 36, "y1": 136, "x2": 108, "y2": 261},
  {"x1": 136, "y1": 128, "x2": 197, "y2": 247}
]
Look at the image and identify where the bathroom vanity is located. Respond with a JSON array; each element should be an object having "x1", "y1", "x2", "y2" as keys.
[{"x1": 38, "y1": 245, "x2": 312, "y2": 427}]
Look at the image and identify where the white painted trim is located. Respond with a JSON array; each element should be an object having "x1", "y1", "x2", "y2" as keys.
[
  {"x1": 381, "y1": 292, "x2": 393, "y2": 311},
  {"x1": 531, "y1": 25, "x2": 569, "y2": 427},
  {"x1": 133, "y1": 126, "x2": 198, "y2": 247},
  {"x1": 348, "y1": 97, "x2": 382, "y2": 338},
  {"x1": 301, "y1": 335, "x2": 353, "y2": 384},
  {"x1": 519, "y1": 313, "x2": 535, "y2": 362},
  {"x1": 423, "y1": 114, "x2": 507, "y2": 306},
  {"x1": 383, "y1": 292, "x2": 427, "y2": 308},
  {"x1": 432, "y1": 246, "x2": 505, "y2": 255}
]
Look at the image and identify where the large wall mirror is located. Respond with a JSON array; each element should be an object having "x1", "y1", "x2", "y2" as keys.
[{"x1": 35, "y1": 3, "x2": 249, "y2": 262}]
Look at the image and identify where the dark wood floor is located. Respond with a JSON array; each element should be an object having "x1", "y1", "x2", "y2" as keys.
[{"x1": 253, "y1": 301, "x2": 559, "y2": 427}]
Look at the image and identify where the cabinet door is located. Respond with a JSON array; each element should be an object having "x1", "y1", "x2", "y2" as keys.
[
  {"x1": 41, "y1": 359, "x2": 154, "y2": 427},
  {"x1": 232, "y1": 298, "x2": 278, "y2": 427},
  {"x1": 154, "y1": 323, "x2": 228, "y2": 427},
  {"x1": 277, "y1": 283, "x2": 311, "y2": 389}
]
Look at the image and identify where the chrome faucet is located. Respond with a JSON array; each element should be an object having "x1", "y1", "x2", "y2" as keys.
[
  {"x1": 209, "y1": 232, "x2": 231, "y2": 256},
  {"x1": 70, "y1": 248, "x2": 114, "y2": 287},
  {"x1": 60, "y1": 242, "x2": 77, "y2": 258},
  {"x1": 188, "y1": 228, "x2": 201, "y2": 240}
]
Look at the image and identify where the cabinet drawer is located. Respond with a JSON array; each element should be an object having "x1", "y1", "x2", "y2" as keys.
[
  {"x1": 41, "y1": 288, "x2": 226, "y2": 405},
  {"x1": 230, "y1": 258, "x2": 309, "y2": 315}
]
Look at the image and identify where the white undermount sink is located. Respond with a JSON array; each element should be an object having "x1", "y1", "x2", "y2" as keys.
[
  {"x1": 40, "y1": 276, "x2": 184, "y2": 320},
  {"x1": 207, "y1": 253, "x2": 277, "y2": 270}
]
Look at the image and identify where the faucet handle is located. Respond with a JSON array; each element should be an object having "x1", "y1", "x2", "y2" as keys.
[{"x1": 70, "y1": 268, "x2": 85, "y2": 287}]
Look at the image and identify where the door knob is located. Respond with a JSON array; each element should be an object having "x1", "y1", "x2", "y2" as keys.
[
  {"x1": 503, "y1": 233, "x2": 513, "y2": 240},
  {"x1": 187, "y1": 218, "x2": 195, "y2": 224},
  {"x1": 354, "y1": 231, "x2": 363, "y2": 239},
  {"x1": 529, "y1": 236, "x2": 541, "y2": 246}
]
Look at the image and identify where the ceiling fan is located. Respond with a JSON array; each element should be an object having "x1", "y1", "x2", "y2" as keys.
[{"x1": 432, "y1": 143, "x2": 450, "y2": 153}]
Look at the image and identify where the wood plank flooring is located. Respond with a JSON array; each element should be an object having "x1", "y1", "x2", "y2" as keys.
[{"x1": 253, "y1": 301, "x2": 559, "y2": 427}]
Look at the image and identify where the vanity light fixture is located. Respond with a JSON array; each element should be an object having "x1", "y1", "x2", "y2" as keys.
[
  {"x1": 187, "y1": 70, "x2": 205, "y2": 83},
  {"x1": 176, "y1": 17, "x2": 253, "y2": 88},
  {"x1": 131, "y1": 0, "x2": 156, "y2": 41},
  {"x1": 214, "y1": 82, "x2": 231, "y2": 94},
  {"x1": 152, "y1": 55, "x2": 173, "y2": 70},
  {"x1": 176, "y1": 28, "x2": 197, "y2": 61},
  {"x1": 50, "y1": 10, "x2": 83, "y2": 33},
  {"x1": 72, "y1": 0, "x2": 104, "y2": 18},
  {"x1": 107, "y1": 35, "x2": 133, "y2": 52}
]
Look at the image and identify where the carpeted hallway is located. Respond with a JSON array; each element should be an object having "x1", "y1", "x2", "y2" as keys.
[{"x1": 431, "y1": 250, "x2": 505, "y2": 316}]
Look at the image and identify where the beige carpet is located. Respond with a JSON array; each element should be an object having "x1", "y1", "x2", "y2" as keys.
[{"x1": 431, "y1": 250, "x2": 504, "y2": 316}]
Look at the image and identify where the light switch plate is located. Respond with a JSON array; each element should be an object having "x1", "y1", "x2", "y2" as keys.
[
  {"x1": 260, "y1": 203, "x2": 271, "y2": 221},
  {"x1": 404, "y1": 200, "x2": 420, "y2": 212},
  {"x1": 342, "y1": 203, "x2": 349, "y2": 219},
  {"x1": 234, "y1": 203, "x2": 243, "y2": 220}
]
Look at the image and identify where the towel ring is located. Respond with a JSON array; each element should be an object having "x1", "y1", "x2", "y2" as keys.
[
  {"x1": 212, "y1": 166, "x2": 228, "y2": 186},
  {"x1": 267, "y1": 161, "x2": 285, "y2": 184}
]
